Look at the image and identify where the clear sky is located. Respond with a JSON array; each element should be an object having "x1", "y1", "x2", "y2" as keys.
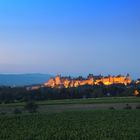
[{"x1": 0, "y1": 0, "x2": 140, "y2": 79}]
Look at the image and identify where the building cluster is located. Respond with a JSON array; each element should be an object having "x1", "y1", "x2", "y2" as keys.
[{"x1": 44, "y1": 74, "x2": 131, "y2": 88}]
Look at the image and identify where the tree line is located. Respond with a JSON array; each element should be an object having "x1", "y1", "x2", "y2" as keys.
[{"x1": 0, "y1": 83, "x2": 139, "y2": 103}]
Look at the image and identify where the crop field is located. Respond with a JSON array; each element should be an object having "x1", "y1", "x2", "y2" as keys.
[{"x1": 0, "y1": 110, "x2": 140, "y2": 140}]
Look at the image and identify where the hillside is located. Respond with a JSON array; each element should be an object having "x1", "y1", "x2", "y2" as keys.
[{"x1": 0, "y1": 74, "x2": 52, "y2": 86}]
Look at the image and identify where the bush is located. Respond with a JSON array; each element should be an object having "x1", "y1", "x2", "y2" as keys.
[
  {"x1": 124, "y1": 104, "x2": 132, "y2": 110},
  {"x1": 0, "y1": 112, "x2": 6, "y2": 115},
  {"x1": 13, "y1": 108, "x2": 22, "y2": 114},
  {"x1": 24, "y1": 101, "x2": 38, "y2": 113},
  {"x1": 109, "y1": 107, "x2": 115, "y2": 110},
  {"x1": 4, "y1": 100, "x2": 10, "y2": 104},
  {"x1": 136, "y1": 104, "x2": 140, "y2": 109}
]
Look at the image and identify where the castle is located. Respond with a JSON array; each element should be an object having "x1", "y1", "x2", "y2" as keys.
[{"x1": 44, "y1": 74, "x2": 131, "y2": 88}]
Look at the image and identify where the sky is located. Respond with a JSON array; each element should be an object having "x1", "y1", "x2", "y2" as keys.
[{"x1": 0, "y1": 0, "x2": 140, "y2": 79}]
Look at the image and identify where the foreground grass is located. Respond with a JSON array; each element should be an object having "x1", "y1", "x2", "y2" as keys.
[
  {"x1": 1, "y1": 97, "x2": 140, "y2": 107},
  {"x1": 0, "y1": 110, "x2": 140, "y2": 140}
]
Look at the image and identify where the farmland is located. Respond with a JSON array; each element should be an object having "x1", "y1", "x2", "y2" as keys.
[
  {"x1": 0, "y1": 97, "x2": 140, "y2": 114},
  {"x1": 0, "y1": 110, "x2": 140, "y2": 140},
  {"x1": 0, "y1": 97, "x2": 140, "y2": 140},
  {"x1": 1, "y1": 96, "x2": 140, "y2": 107}
]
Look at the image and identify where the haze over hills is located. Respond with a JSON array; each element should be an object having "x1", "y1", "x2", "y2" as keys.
[{"x1": 0, "y1": 74, "x2": 52, "y2": 86}]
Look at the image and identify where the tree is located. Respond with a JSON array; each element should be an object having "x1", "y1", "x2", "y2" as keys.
[
  {"x1": 24, "y1": 101, "x2": 38, "y2": 113},
  {"x1": 13, "y1": 108, "x2": 22, "y2": 114}
]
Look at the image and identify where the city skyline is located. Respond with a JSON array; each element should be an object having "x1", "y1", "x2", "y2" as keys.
[{"x1": 0, "y1": 0, "x2": 140, "y2": 79}]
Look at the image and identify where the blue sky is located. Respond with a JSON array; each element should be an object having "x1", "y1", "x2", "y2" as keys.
[{"x1": 0, "y1": 0, "x2": 140, "y2": 78}]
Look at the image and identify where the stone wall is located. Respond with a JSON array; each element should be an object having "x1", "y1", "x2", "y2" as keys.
[{"x1": 44, "y1": 74, "x2": 131, "y2": 88}]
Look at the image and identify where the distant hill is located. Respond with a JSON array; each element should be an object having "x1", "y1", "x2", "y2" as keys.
[{"x1": 0, "y1": 74, "x2": 52, "y2": 86}]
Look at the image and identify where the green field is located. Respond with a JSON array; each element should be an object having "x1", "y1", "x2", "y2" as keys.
[
  {"x1": 0, "y1": 97, "x2": 140, "y2": 114},
  {"x1": 0, "y1": 110, "x2": 140, "y2": 140},
  {"x1": 37, "y1": 97, "x2": 140, "y2": 105},
  {"x1": 1, "y1": 97, "x2": 140, "y2": 107}
]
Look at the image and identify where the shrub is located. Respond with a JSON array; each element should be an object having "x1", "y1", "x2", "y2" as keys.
[
  {"x1": 136, "y1": 104, "x2": 140, "y2": 109},
  {"x1": 24, "y1": 101, "x2": 38, "y2": 113},
  {"x1": 109, "y1": 106, "x2": 115, "y2": 110},
  {"x1": 13, "y1": 108, "x2": 22, "y2": 114},
  {"x1": 124, "y1": 104, "x2": 132, "y2": 110},
  {"x1": 4, "y1": 100, "x2": 10, "y2": 104},
  {"x1": 1, "y1": 112, "x2": 6, "y2": 115}
]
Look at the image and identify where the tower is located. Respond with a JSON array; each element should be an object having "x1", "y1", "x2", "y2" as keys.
[
  {"x1": 125, "y1": 74, "x2": 131, "y2": 84},
  {"x1": 55, "y1": 75, "x2": 61, "y2": 85}
]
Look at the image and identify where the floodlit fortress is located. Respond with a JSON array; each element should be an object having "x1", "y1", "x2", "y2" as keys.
[{"x1": 44, "y1": 74, "x2": 131, "y2": 88}]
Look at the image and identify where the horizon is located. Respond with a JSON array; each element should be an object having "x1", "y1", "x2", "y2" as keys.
[
  {"x1": 0, "y1": 72, "x2": 138, "y2": 80},
  {"x1": 0, "y1": 0, "x2": 140, "y2": 79}
]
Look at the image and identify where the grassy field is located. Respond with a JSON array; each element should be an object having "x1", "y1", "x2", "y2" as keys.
[
  {"x1": 0, "y1": 110, "x2": 140, "y2": 140},
  {"x1": 0, "y1": 97, "x2": 140, "y2": 139},
  {"x1": 37, "y1": 97, "x2": 140, "y2": 105},
  {"x1": 1, "y1": 97, "x2": 140, "y2": 107},
  {"x1": 0, "y1": 97, "x2": 140, "y2": 114}
]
